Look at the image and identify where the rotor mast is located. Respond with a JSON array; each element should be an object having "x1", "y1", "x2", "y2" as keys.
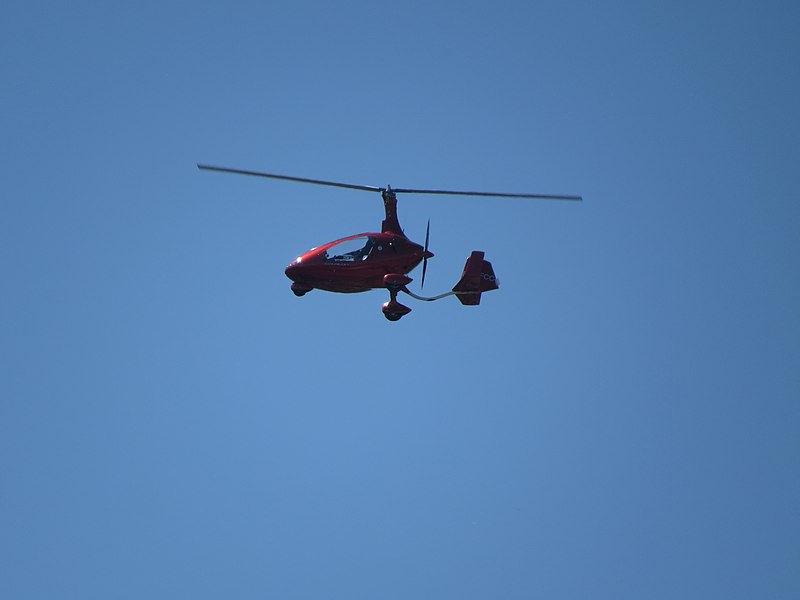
[{"x1": 381, "y1": 188, "x2": 403, "y2": 235}]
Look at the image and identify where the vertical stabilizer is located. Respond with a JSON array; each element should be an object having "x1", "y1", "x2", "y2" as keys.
[{"x1": 452, "y1": 251, "x2": 499, "y2": 305}]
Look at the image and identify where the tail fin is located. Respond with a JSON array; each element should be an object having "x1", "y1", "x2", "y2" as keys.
[{"x1": 452, "y1": 251, "x2": 499, "y2": 305}]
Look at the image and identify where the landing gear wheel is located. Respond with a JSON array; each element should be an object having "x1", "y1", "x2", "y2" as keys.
[
  {"x1": 290, "y1": 283, "x2": 313, "y2": 297},
  {"x1": 382, "y1": 295, "x2": 411, "y2": 322}
]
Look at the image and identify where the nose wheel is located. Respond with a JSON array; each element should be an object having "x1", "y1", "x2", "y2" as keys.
[{"x1": 291, "y1": 283, "x2": 313, "y2": 297}]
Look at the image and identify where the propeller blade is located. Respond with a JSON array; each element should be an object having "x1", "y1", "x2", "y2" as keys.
[
  {"x1": 391, "y1": 187, "x2": 582, "y2": 201},
  {"x1": 421, "y1": 219, "x2": 430, "y2": 289},
  {"x1": 197, "y1": 164, "x2": 383, "y2": 193}
]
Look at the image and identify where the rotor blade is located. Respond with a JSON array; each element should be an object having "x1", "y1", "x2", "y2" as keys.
[
  {"x1": 197, "y1": 164, "x2": 383, "y2": 193},
  {"x1": 198, "y1": 164, "x2": 582, "y2": 200},
  {"x1": 391, "y1": 188, "x2": 582, "y2": 201}
]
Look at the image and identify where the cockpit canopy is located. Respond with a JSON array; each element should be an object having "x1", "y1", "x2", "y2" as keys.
[{"x1": 324, "y1": 236, "x2": 375, "y2": 262}]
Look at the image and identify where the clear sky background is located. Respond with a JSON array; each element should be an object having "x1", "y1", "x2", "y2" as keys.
[{"x1": 2, "y1": 1, "x2": 799, "y2": 598}]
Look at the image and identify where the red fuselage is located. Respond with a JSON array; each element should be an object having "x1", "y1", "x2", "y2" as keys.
[{"x1": 285, "y1": 231, "x2": 429, "y2": 293}]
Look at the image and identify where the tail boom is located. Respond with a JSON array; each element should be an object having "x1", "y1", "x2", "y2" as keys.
[{"x1": 401, "y1": 251, "x2": 499, "y2": 305}]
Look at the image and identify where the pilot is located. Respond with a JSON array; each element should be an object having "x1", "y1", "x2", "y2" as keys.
[{"x1": 359, "y1": 237, "x2": 375, "y2": 260}]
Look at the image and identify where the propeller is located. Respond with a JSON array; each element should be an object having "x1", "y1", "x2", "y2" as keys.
[
  {"x1": 197, "y1": 164, "x2": 582, "y2": 201},
  {"x1": 421, "y1": 219, "x2": 431, "y2": 289}
]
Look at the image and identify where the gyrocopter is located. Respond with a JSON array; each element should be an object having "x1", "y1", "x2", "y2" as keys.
[{"x1": 198, "y1": 164, "x2": 581, "y2": 321}]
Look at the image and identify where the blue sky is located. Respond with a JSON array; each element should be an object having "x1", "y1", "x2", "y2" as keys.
[{"x1": 2, "y1": 1, "x2": 799, "y2": 598}]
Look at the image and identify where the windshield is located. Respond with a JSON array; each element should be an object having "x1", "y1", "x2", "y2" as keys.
[{"x1": 324, "y1": 236, "x2": 375, "y2": 262}]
